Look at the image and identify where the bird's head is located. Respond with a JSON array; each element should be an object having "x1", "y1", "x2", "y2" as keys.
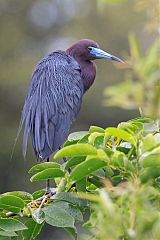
[{"x1": 66, "y1": 39, "x2": 124, "y2": 63}]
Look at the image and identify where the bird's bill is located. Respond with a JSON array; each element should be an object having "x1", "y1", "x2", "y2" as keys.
[{"x1": 90, "y1": 47, "x2": 124, "y2": 63}]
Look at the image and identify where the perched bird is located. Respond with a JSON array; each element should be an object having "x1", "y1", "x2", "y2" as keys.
[{"x1": 19, "y1": 39, "x2": 123, "y2": 162}]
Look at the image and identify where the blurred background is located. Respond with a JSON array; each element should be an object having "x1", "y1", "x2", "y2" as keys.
[{"x1": 0, "y1": 0, "x2": 159, "y2": 239}]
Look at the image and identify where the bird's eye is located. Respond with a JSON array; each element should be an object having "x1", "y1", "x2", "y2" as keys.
[{"x1": 88, "y1": 47, "x2": 92, "y2": 51}]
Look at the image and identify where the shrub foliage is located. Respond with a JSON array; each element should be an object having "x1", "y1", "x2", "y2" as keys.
[{"x1": 0, "y1": 117, "x2": 160, "y2": 239}]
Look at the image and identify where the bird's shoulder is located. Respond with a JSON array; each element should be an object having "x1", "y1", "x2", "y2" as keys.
[
  {"x1": 27, "y1": 50, "x2": 83, "y2": 97},
  {"x1": 36, "y1": 50, "x2": 81, "y2": 72}
]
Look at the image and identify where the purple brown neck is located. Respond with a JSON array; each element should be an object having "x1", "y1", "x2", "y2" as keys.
[{"x1": 66, "y1": 48, "x2": 96, "y2": 91}]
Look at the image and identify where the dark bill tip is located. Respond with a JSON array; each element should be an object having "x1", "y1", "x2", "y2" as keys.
[{"x1": 111, "y1": 55, "x2": 125, "y2": 63}]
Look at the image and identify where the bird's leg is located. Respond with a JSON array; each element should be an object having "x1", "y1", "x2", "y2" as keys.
[{"x1": 45, "y1": 157, "x2": 50, "y2": 194}]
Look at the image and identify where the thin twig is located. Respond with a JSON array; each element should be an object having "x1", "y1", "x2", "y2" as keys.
[{"x1": 5, "y1": 189, "x2": 57, "y2": 218}]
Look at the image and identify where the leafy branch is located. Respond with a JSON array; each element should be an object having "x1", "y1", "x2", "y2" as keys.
[{"x1": 0, "y1": 117, "x2": 159, "y2": 239}]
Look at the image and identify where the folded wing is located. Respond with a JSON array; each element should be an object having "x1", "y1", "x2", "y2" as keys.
[{"x1": 19, "y1": 51, "x2": 83, "y2": 160}]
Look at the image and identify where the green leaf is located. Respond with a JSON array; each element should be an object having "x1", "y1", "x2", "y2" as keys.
[
  {"x1": 118, "y1": 121, "x2": 143, "y2": 134},
  {"x1": 32, "y1": 189, "x2": 45, "y2": 200},
  {"x1": 32, "y1": 209, "x2": 45, "y2": 224},
  {"x1": 53, "y1": 202, "x2": 83, "y2": 222},
  {"x1": 111, "y1": 151, "x2": 127, "y2": 168},
  {"x1": 43, "y1": 205, "x2": 75, "y2": 228},
  {"x1": 64, "y1": 227, "x2": 77, "y2": 239},
  {"x1": 111, "y1": 175, "x2": 123, "y2": 183},
  {"x1": 30, "y1": 168, "x2": 65, "y2": 182},
  {"x1": 1, "y1": 192, "x2": 33, "y2": 204},
  {"x1": 0, "y1": 195, "x2": 25, "y2": 213},
  {"x1": 104, "y1": 166, "x2": 114, "y2": 177},
  {"x1": 0, "y1": 237, "x2": 10, "y2": 240},
  {"x1": 89, "y1": 126, "x2": 105, "y2": 133},
  {"x1": 140, "y1": 167, "x2": 160, "y2": 183},
  {"x1": 105, "y1": 127, "x2": 136, "y2": 146},
  {"x1": 92, "y1": 168, "x2": 105, "y2": 178},
  {"x1": 69, "y1": 158, "x2": 107, "y2": 182},
  {"x1": 22, "y1": 219, "x2": 44, "y2": 240},
  {"x1": 140, "y1": 134, "x2": 160, "y2": 154},
  {"x1": 129, "y1": 33, "x2": 141, "y2": 59},
  {"x1": 63, "y1": 139, "x2": 78, "y2": 147},
  {"x1": 94, "y1": 136, "x2": 105, "y2": 148},
  {"x1": 88, "y1": 176, "x2": 104, "y2": 188},
  {"x1": 0, "y1": 218, "x2": 27, "y2": 232},
  {"x1": 83, "y1": 211, "x2": 97, "y2": 228},
  {"x1": 76, "y1": 178, "x2": 86, "y2": 192},
  {"x1": 140, "y1": 154, "x2": 160, "y2": 168},
  {"x1": 0, "y1": 231, "x2": 17, "y2": 237},
  {"x1": 88, "y1": 133, "x2": 105, "y2": 148},
  {"x1": 78, "y1": 134, "x2": 90, "y2": 143},
  {"x1": 52, "y1": 192, "x2": 88, "y2": 207},
  {"x1": 54, "y1": 144, "x2": 97, "y2": 159},
  {"x1": 64, "y1": 156, "x2": 85, "y2": 170},
  {"x1": 29, "y1": 162, "x2": 60, "y2": 174},
  {"x1": 10, "y1": 237, "x2": 18, "y2": 240},
  {"x1": 68, "y1": 131, "x2": 88, "y2": 141},
  {"x1": 144, "y1": 121, "x2": 160, "y2": 134}
]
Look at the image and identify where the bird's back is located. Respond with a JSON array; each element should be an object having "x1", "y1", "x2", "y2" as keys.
[{"x1": 19, "y1": 51, "x2": 84, "y2": 161}]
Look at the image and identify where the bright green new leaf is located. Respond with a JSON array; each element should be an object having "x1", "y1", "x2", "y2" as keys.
[
  {"x1": 140, "y1": 154, "x2": 160, "y2": 168},
  {"x1": 88, "y1": 132, "x2": 104, "y2": 147},
  {"x1": 68, "y1": 131, "x2": 88, "y2": 141},
  {"x1": 140, "y1": 133, "x2": 160, "y2": 154},
  {"x1": 64, "y1": 156, "x2": 85, "y2": 170},
  {"x1": 106, "y1": 127, "x2": 136, "y2": 146},
  {"x1": 0, "y1": 195, "x2": 25, "y2": 213},
  {"x1": 111, "y1": 151, "x2": 127, "y2": 168},
  {"x1": 30, "y1": 168, "x2": 65, "y2": 182},
  {"x1": 63, "y1": 139, "x2": 78, "y2": 147},
  {"x1": 0, "y1": 218, "x2": 27, "y2": 232},
  {"x1": 29, "y1": 162, "x2": 60, "y2": 174},
  {"x1": 22, "y1": 219, "x2": 44, "y2": 240},
  {"x1": 43, "y1": 205, "x2": 75, "y2": 228},
  {"x1": 89, "y1": 126, "x2": 105, "y2": 133},
  {"x1": 97, "y1": 149, "x2": 109, "y2": 161},
  {"x1": 78, "y1": 133, "x2": 90, "y2": 143},
  {"x1": 54, "y1": 144, "x2": 97, "y2": 159},
  {"x1": 69, "y1": 158, "x2": 107, "y2": 182}
]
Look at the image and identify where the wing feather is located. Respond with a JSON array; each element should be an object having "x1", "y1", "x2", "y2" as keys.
[{"x1": 19, "y1": 51, "x2": 83, "y2": 160}]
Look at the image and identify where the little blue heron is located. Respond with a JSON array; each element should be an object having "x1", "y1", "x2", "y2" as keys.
[{"x1": 18, "y1": 39, "x2": 123, "y2": 191}]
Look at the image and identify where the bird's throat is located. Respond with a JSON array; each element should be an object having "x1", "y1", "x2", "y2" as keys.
[
  {"x1": 80, "y1": 61, "x2": 96, "y2": 91},
  {"x1": 66, "y1": 48, "x2": 96, "y2": 91}
]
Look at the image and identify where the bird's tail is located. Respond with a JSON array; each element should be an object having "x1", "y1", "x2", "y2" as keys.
[{"x1": 10, "y1": 111, "x2": 25, "y2": 162}]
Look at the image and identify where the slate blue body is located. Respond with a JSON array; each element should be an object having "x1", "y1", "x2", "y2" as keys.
[
  {"x1": 19, "y1": 39, "x2": 123, "y2": 161},
  {"x1": 20, "y1": 51, "x2": 83, "y2": 160}
]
